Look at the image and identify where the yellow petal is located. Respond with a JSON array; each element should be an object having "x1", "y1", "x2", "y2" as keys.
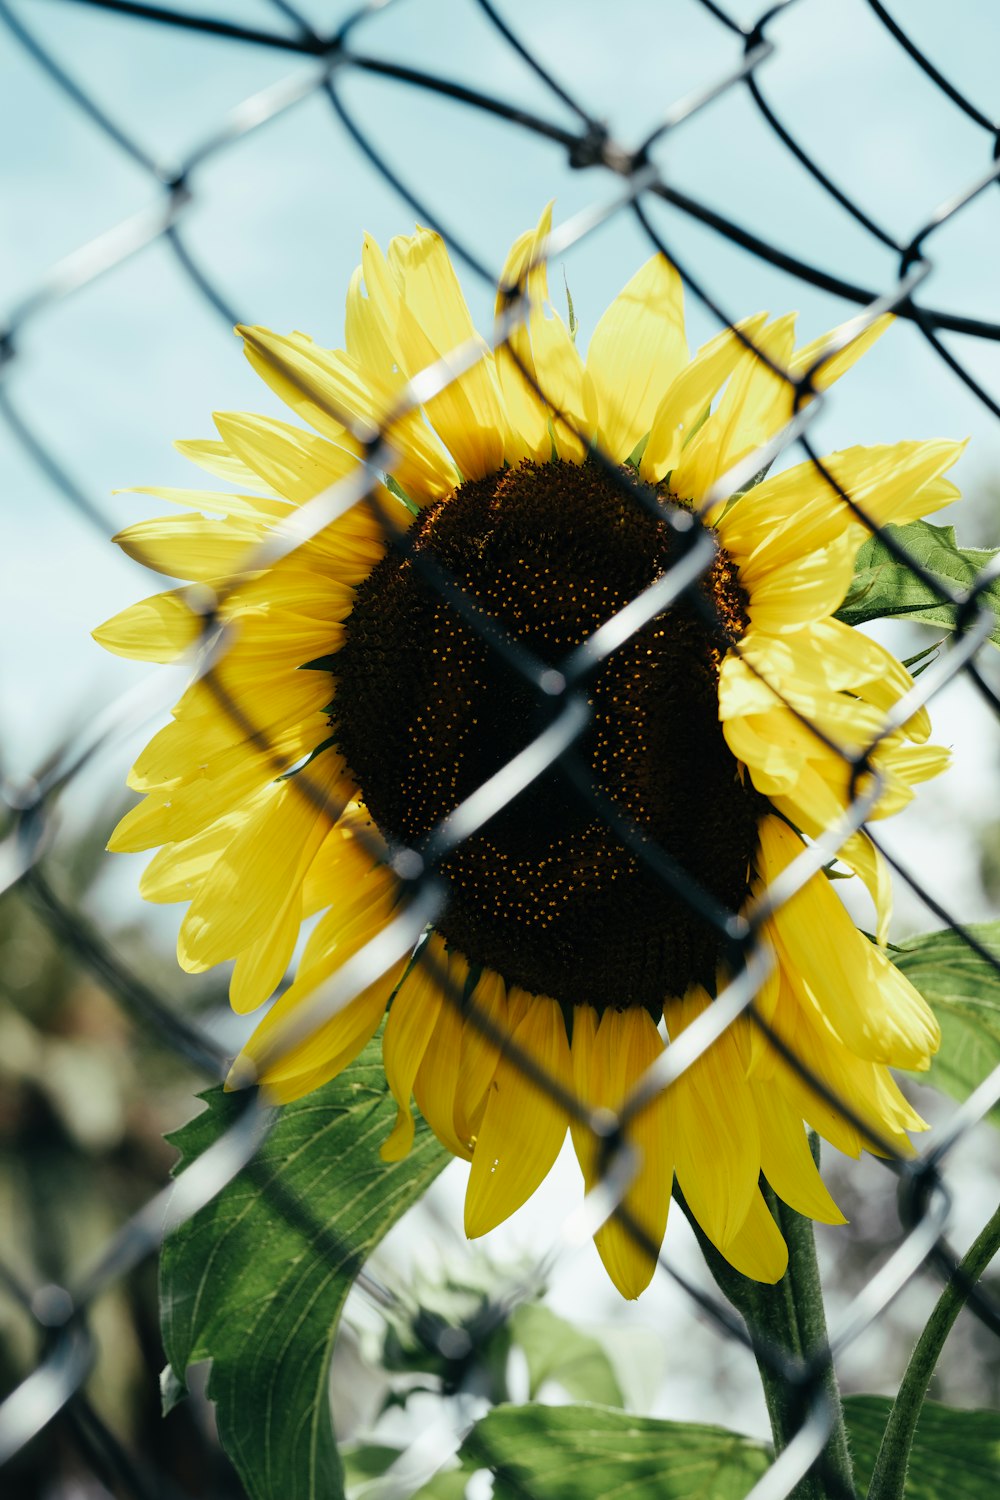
[
  {"x1": 174, "y1": 436, "x2": 281, "y2": 494},
  {"x1": 721, "y1": 710, "x2": 807, "y2": 797},
  {"x1": 177, "y1": 751, "x2": 347, "y2": 976},
  {"x1": 717, "y1": 1190, "x2": 788, "y2": 1282},
  {"x1": 494, "y1": 210, "x2": 553, "y2": 462},
  {"x1": 212, "y1": 410, "x2": 370, "y2": 508},
  {"x1": 233, "y1": 857, "x2": 402, "y2": 1087},
  {"x1": 132, "y1": 673, "x2": 332, "y2": 788},
  {"x1": 229, "y1": 895, "x2": 304, "y2": 1013},
  {"x1": 751, "y1": 1082, "x2": 846, "y2": 1225},
  {"x1": 239, "y1": 325, "x2": 458, "y2": 504},
  {"x1": 169, "y1": 668, "x2": 333, "y2": 752},
  {"x1": 739, "y1": 619, "x2": 930, "y2": 743},
  {"x1": 742, "y1": 534, "x2": 857, "y2": 634},
  {"x1": 93, "y1": 588, "x2": 205, "y2": 663},
  {"x1": 123, "y1": 485, "x2": 290, "y2": 524},
  {"x1": 464, "y1": 994, "x2": 571, "y2": 1237},
  {"x1": 239, "y1": 960, "x2": 406, "y2": 1104},
  {"x1": 454, "y1": 968, "x2": 510, "y2": 1144},
  {"x1": 381, "y1": 934, "x2": 448, "y2": 1161},
  {"x1": 664, "y1": 987, "x2": 760, "y2": 1254},
  {"x1": 302, "y1": 820, "x2": 370, "y2": 917},
  {"x1": 672, "y1": 314, "x2": 797, "y2": 508},
  {"x1": 583, "y1": 254, "x2": 686, "y2": 462},
  {"x1": 108, "y1": 715, "x2": 329, "y2": 851},
  {"x1": 493, "y1": 204, "x2": 588, "y2": 463},
  {"x1": 214, "y1": 560, "x2": 356, "y2": 622},
  {"x1": 759, "y1": 970, "x2": 925, "y2": 1159},
  {"x1": 766, "y1": 762, "x2": 894, "y2": 944},
  {"x1": 344, "y1": 263, "x2": 402, "y2": 389},
  {"x1": 570, "y1": 1006, "x2": 673, "y2": 1299},
  {"x1": 757, "y1": 816, "x2": 940, "y2": 1069},
  {"x1": 641, "y1": 314, "x2": 768, "y2": 482},
  {"x1": 113, "y1": 514, "x2": 265, "y2": 582},
  {"x1": 367, "y1": 227, "x2": 506, "y2": 479},
  {"x1": 413, "y1": 945, "x2": 472, "y2": 1160},
  {"x1": 790, "y1": 312, "x2": 892, "y2": 390},
  {"x1": 719, "y1": 440, "x2": 965, "y2": 568},
  {"x1": 138, "y1": 807, "x2": 249, "y2": 904},
  {"x1": 532, "y1": 304, "x2": 589, "y2": 462}
]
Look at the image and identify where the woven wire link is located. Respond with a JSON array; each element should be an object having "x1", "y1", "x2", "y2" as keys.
[{"x1": 2, "y1": 1, "x2": 999, "y2": 1495}]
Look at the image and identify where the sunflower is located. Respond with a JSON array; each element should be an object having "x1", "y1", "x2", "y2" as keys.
[{"x1": 96, "y1": 207, "x2": 961, "y2": 1299}]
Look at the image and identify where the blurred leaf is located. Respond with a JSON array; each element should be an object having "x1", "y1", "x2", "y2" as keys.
[
  {"x1": 415, "y1": 1472, "x2": 477, "y2": 1500},
  {"x1": 836, "y1": 521, "x2": 1000, "y2": 646},
  {"x1": 379, "y1": 1255, "x2": 516, "y2": 1399},
  {"x1": 413, "y1": 1399, "x2": 1000, "y2": 1500},
  {"x1": 845, "y1": 1395, "x2": 1000, "y2": 1498},
  {"x1": 160, "y1": 1037, "x2": 448, "y2": 1500},
  {"x1": 509, "y1": 1304, "x2": 624, "y2": 1406},
  {"x1": 413, "y1": 1405, "x2": 771, "y2": 1499},
  {"x1": 340, "y1": 1441, "x2": 404, "y2": 1494},
  {"x1": 892, "y1": 923, "x2": 1000, "y2": 1124}
]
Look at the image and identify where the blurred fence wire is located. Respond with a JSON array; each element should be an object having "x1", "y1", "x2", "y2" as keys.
[{"x1": 2, "y1": 0, "x2": 1000, "y2": 1497}]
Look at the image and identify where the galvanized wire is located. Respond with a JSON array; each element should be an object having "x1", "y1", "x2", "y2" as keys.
[{"x1": 2, "y1": 1, "x2": 999, "y2": 1496}]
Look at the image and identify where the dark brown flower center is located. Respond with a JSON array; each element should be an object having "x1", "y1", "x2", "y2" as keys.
[{"x1": 333, "y1": 460, "x2": 762, "y2": 1015}]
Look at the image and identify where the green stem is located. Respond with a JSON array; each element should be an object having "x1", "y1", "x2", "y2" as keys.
[
  {"x1": 677, "y1": 1141, "x2": 854, "y2": 1500},
  {"x1": 770, "y1": 1180, "x2": 855, "y2": 1497},
  {"x1": 867, "y1": 1199, "x2": 1000, "y2": 1500}
]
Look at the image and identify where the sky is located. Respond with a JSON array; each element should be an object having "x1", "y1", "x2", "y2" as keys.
[{"x1": 3, "y1": 0, "x2": 1000, "y2": 1442}]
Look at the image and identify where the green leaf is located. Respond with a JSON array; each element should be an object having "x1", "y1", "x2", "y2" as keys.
[
  {"x1": 160, "y1": 1037, "x2": 448, "y2": 1500},
  {"x1": 340, "y1": 1441, "x2": 404, "y2": 1494},
  {"x1": 413, "y1": 1405, "x2": 771, "y2": 1500},
  {"x1": 892, "y1": 923, "x2": 1000, "y2": 1124},
  {"x1": 414, "y1": 1472, "x2": 476, "y2": 1500},
  {"x1": 509, "y1": 1304, "x2": 624, "y2": 1407},
  {"x1": 845, "y1": 1395, "x2": 1000, "y2": 1499},
  {"x1": 835, "y1": 520, "x2": 1000, "y2": 646}
]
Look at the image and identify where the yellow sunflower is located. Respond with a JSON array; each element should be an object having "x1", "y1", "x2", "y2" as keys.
[{"x1": 96, "y1": 206, "x2": 961, "y2": 1299}]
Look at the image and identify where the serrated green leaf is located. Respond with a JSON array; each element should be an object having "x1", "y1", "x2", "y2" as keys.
[
  {"x1": 160, "y1": 1037, "x2": 448, "y2": 1500},
  {"x1": 414, "y1": 1405, "x2": 771, "y2": 1500},
  {"x1": 509, "y1": 1304, "x2": 624, "y2": 1407},
  {"x1": 844, "y1": 1395, "x2": 1000, "y2": 1498},
  {"x1": 835, "y1": 520, "x2": 1000, "y2": 646},
  {"x1": 892, "y1": 923, "x2": 1000, "y2": 1125}
]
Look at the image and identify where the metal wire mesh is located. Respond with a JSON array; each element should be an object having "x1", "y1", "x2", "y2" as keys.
[{"x1": 2, "y1": 1, "x2": 1000, "y2": 1496}]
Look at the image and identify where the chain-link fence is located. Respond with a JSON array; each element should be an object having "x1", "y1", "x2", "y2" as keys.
[{"x1": 2, "y1": 2, "x2": 1000, "y2": 1497}]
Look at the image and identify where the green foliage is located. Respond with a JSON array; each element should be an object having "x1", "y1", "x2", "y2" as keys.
[
  {"x1": 160, "y1": 1039, "x2": 448, "y2": 1500},
  {"x1": 377, "y1": 1255, "x2": 517, "y2": 1406},
  {"x1": 339, "y1": 1441, "x2": 404, "y2": 1493},
  {"x1": 844, "y1": 1396, "x2": 1000, "y2": 1499},
  {"x1": 509, "y1": 1303, "x2": 624, "y2": 1406},
  {"x1": 409, "y1": 1397, "x2": 1000, "y2": 1500},
  {"x1": 413, "y1": 1406, "x2": 772, "y2": 1500},
  {"x1": 892, "y1": 923, "x2": 1000, "y2": 1124},
  {"x1": 836, "y1": 520, "x2": 1000, "y2": 646}
]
